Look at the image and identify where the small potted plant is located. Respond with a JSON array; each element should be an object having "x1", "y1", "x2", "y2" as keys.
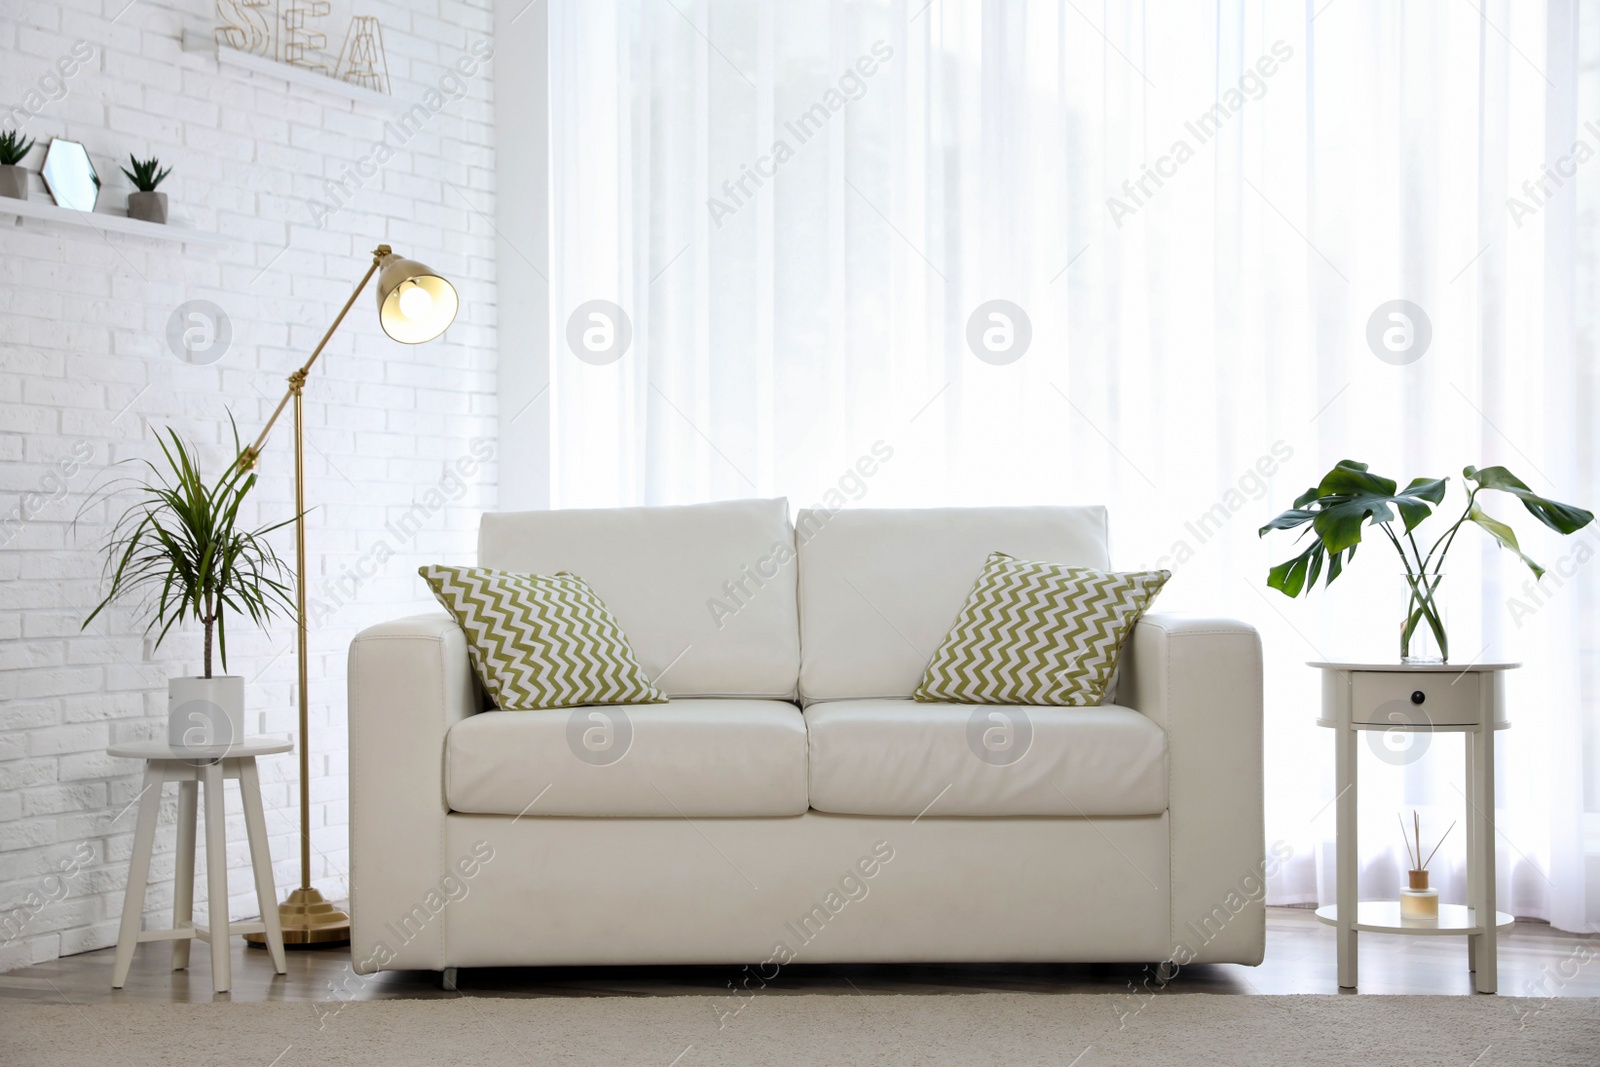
[
  {"x1": 121, "y1": 153, "x2": 172, "y2": 224},
  {"x1": 82, "y1": 417, "x2": 295, "y2": 748},
  {"x1": 0, "y1": 130, "x2": 35, "y2": 200},
  {"x1": 1261, "y1": 461, "x2": 1593, "y2": 662}
]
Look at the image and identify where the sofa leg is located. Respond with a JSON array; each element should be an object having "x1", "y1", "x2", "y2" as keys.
[
  {"x1": 441, "y1": 967, "x2": 459, "y2": 991},
  {"x1": 1156, "y1": 961, "x2": 1178, "y2": 983}
]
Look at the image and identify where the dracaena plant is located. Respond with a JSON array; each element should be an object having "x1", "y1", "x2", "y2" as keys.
[
  {"x1": 81, "y1": 417, "x2": 295, "y2": 678},
  {"x1": 0, "y1": 130, "x2": 35, "y2": 167},
  {"x1": 120, "y1": 153, "x2": 171, "y2": 192},
  {"x1": 1260, "y1": 461, "x2": 1593, "y2": 661}
]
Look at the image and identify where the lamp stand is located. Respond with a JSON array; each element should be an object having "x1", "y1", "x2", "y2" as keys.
[{"x1": 243, "y1": 246, "x2": 394, "y2": 949}]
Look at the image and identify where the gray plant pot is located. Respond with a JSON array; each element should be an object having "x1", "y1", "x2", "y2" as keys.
[
  {"x1": 128, "y1": 190, "x2": 167, "y2": 224},
  {"x1": 0, "y1": 165, "x2": 27, "y2": 200}
]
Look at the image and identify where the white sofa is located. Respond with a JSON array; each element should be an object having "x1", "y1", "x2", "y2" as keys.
[{"x1": 348, "y1": 499, "x2": 1264, "y2": 977}]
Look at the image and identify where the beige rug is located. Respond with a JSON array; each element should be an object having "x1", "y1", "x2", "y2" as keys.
[{"x1": 3, "y1": 994, "x2": 1595, "y2": 1065}]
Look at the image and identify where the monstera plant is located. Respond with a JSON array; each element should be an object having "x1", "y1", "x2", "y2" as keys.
[{"x1": 1260, "y1": 461, "x2": 1593, "y2": 662}]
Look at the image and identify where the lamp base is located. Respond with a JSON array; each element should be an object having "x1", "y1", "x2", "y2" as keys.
[{"x1": 244, "y1": 886, "x2": 350, "y2": 947}]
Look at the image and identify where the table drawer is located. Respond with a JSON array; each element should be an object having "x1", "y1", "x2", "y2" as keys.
[{"x1": 1350, "y1": 671, "x2": 1483, "y2": 727}]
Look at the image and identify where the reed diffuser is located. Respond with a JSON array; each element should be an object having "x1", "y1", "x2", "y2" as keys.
[{"x1": 1399, "y1": 811, "x2": 1453, "y2": 921}]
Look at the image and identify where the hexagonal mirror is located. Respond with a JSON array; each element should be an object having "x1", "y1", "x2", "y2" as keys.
[{"x1": 41, "y1": 139, "x2": 98, "y2": 212}]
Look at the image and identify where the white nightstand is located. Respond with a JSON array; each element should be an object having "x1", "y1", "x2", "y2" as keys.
[
  {"x1": 108, "y1": 738, "x2": 292, "y2": 994},
  {"x1": 1310, "y1": 660, "x2": 1517, "y2": 993}
]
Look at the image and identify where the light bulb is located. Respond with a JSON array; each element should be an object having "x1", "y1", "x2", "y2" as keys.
[{"x1": 397, "y1": 282, "x2": 434, "y2": 321}]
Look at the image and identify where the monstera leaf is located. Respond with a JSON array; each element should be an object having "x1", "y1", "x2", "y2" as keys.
[
  {"x1": 1465, "y1": 466, "x2": 1594, "y2": 534},
  {"x1": 1463, "y1": 503, "x2": 1544, "y2": 578},
  {"x1": 1258, "y1": 460, "x2": 1444, "y2": 596},
  {"x1": 1307, "y1": 462, "x2": 1447, "y2": 554},
  {"x1": 1455, "y1": 466, "x2": 1594, "y2": 580},
  {"x1": 1263, "y1": 538, "x2": 1359, "y2": 598}
]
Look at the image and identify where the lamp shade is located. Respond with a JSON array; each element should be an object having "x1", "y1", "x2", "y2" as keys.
[{"x1": 375, "y1": 253, "x2": 458, "y2": 344}]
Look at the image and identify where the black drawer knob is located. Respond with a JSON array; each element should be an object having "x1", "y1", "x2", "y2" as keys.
[{"x1": 1410, "y1": 690, "x2": 1426, "y2": 705}]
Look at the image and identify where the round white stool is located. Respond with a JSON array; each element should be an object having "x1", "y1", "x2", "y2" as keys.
[{"x1": 108, "y1": 738, "x2": 292, "y2": 993}]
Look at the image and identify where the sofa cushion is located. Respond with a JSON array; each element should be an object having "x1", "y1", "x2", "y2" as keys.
[
  {"x1": 795, "y1": 506, "x2": 1110, "y2": 701},
  {"x1": 804, "y1": 698, "x2": 1166, "y2": 817},
  {"x1": 914, "y1": 554, "x2": 1170, "y2": 706},
  {"x1": 478, "y1": 498, "x2": 800, "y2": 699},
  {"x1": 418, "y1": 566, "x2": 667, "y2": 710},
  {"x1": 445, "y1": 699, "x2": 809, "y2": 817}
]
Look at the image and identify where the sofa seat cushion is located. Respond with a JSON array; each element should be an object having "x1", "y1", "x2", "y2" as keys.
[
  {"x1": 804, "y1": 699, "x2": 1166, "y2": 817},
  {"x1": 446, "y1": 699, "x2": 809, "y2": 817}
]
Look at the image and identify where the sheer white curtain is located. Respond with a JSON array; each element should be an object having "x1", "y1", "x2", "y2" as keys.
[{"x1": 545, "y1": 0, "x2": 1599, "y2": 932}]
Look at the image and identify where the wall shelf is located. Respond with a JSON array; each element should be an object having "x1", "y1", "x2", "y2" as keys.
[
  {"x1": 0, "y1": 197, "x2": 232, "y2": 247},
  {"x1": 218, "y1": 47, "x2": 398, "y2": 110},
  {"x1": 186, "y1": 36, "x2": 400, "y2": 114}
]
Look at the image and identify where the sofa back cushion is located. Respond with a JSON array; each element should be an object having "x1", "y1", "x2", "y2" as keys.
[
  {"x1": 478, "y1": 498, "x2": 800, "y2": 698},
  {"x1": 795, "y1": 506, "x2": 1110, "y2": 701}
]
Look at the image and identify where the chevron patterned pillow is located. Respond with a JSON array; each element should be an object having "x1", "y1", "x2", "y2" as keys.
[
  {"x1": 419, "y1": 566, "x2": 667, "y2": 711},
  {"x1": 914, "y1": 553, "x2": 1170, "y2": 706}
]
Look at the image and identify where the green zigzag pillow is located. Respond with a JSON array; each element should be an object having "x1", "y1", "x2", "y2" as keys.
[
  {"x1": 419, "y1": 566, "x2": 667, "y2": 711},
  {"x1": 914, "y1": 553, "x2": 1170, "y2": 706}
]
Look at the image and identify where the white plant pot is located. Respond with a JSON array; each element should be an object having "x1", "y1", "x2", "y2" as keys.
[{"x1": 168, "y1": 675, "x2": 245, "y2": 750}]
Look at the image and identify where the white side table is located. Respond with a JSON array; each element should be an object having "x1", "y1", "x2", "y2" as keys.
[
  {"x1": 109, "y1": 738, "x2": 292, "y2": 993},
  {"x1": 1310, "y1": 660, "x2": 1517, "y2": 993}
]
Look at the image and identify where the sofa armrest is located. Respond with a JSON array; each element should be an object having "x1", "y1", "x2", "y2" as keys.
[
  {"x1": 348, "y1": 612, "x2": 477, "y2": 973},
  {"x1": 1118, "y1": 613, "x2": 1265, "y2": 966}
]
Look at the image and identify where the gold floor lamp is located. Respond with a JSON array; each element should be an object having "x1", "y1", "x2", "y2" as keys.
[{"x1": 240, "y1": 245, "x2": 458, "y2": 945}]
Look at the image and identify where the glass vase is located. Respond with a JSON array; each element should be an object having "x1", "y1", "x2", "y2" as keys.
[{"x1": 1399, "y1": 572, "x2": 1448, "y2": 663}]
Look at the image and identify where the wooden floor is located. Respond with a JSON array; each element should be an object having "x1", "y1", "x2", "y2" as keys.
[{"x1": 3, "y1": 907, "x2": 1596, "y2": 1005}]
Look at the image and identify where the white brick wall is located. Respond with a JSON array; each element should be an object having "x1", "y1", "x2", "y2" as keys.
[{"x1": 0, "y1": 0, "x2": 497, "y2": 969}]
